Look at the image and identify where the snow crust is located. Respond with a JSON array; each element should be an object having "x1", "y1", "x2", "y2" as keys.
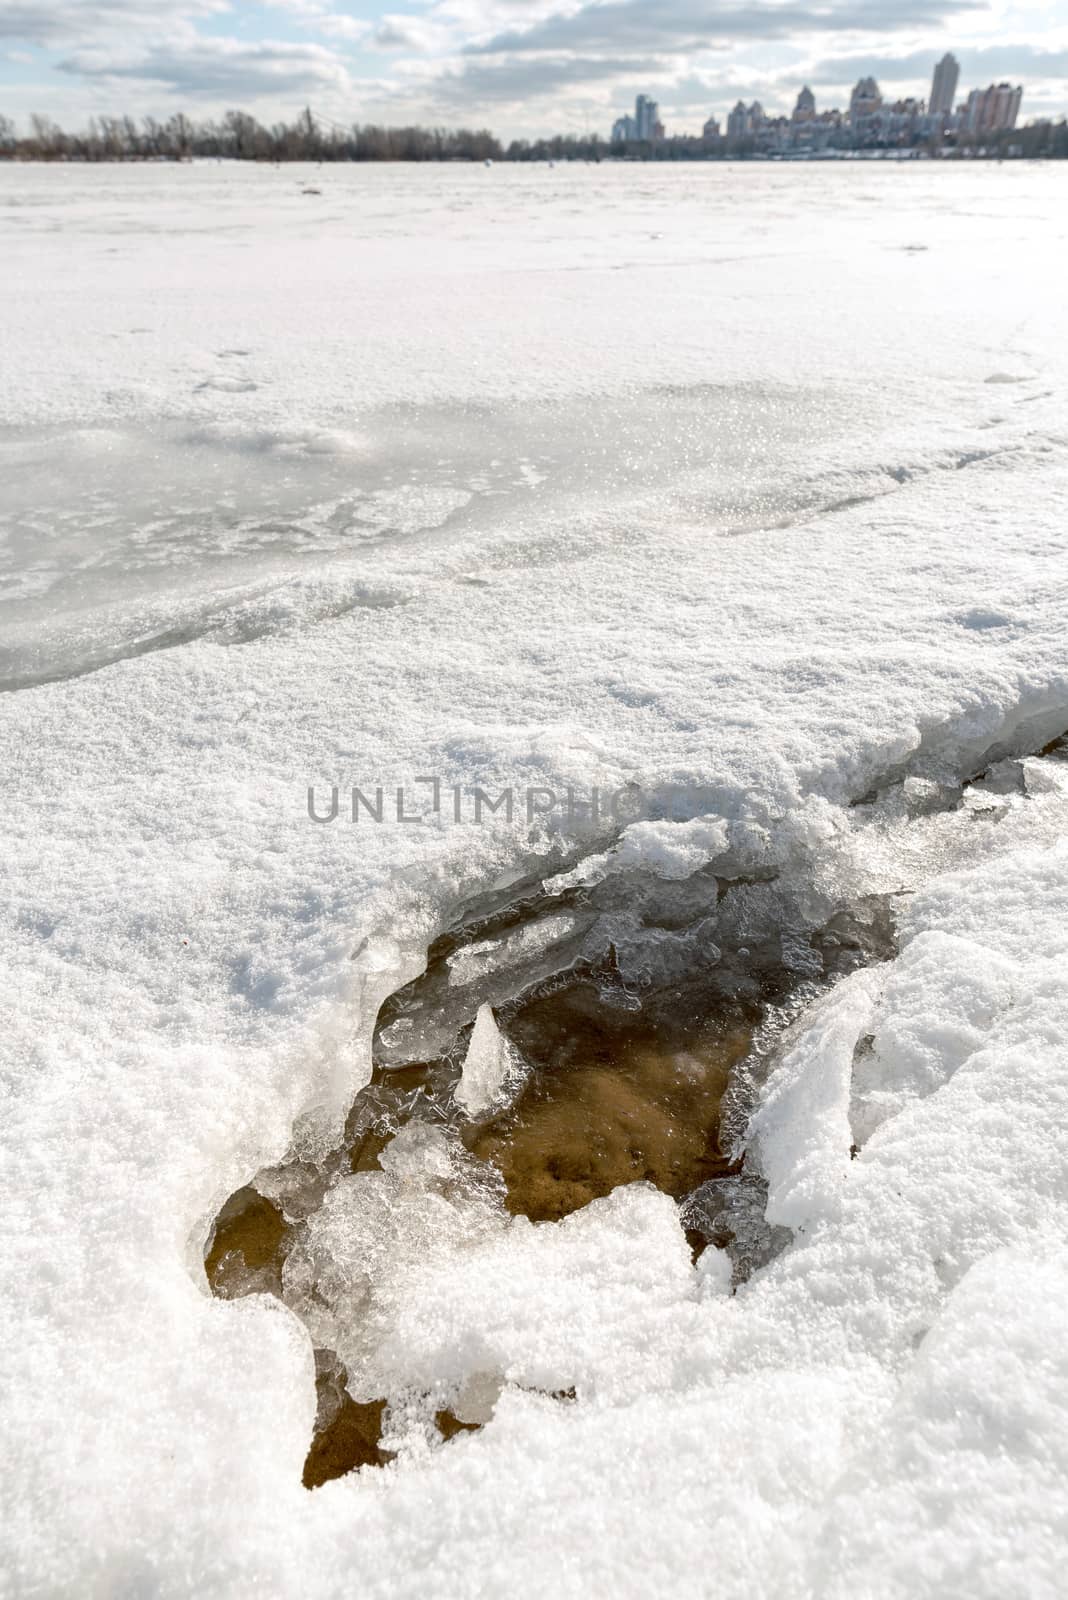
[{"x1": 2, "y1": 161, "x2": 1068, "y2": 1597}]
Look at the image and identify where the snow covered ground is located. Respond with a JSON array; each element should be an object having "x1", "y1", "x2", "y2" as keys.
[{"x1": 2, "y1": 159, "x2": 1067, "y2": 1597}]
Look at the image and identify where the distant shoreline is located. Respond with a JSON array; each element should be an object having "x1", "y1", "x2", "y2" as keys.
[
  {"x1": 3, "y1": 148, "x2": 1067, "y2": 165},
  {"x1": 2, "y1": 110, "x2": 1065, "y2": 165}
]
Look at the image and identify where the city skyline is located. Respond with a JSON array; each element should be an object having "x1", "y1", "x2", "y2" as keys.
[
  {"x1": 609, "y1": 52, "x2": 1027, "y2": 151},
  {"x1": 1, "y1": 2, "x2": 1067, "y2": 137}
]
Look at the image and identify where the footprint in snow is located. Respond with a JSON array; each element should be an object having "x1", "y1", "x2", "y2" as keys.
[
  {"x1": 195, "y1": 377, "x2": 259, "y2": 394},
  {"x1": 953, "y1": 608, "x2": 1013, "y2": 632}
]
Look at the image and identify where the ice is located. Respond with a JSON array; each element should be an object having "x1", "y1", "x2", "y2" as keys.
[
  {"x1": 681, "y1": 1172, "x2": 793, "y2": 1286},
  {"x1": 592, "y1": 913, "x2": 722, "y2": 990},
  {"x1": 445, "y1": 914, "x2": 582, "y2": 988},
  {"x1": 281, "y1": 1125, "x2": 507, "y2": 1390},
  {"x1": 363, "y1": 1181, "x2": 704, "y2": 1410},
  {"x1": 376, "y1": 907, "x2": 595, "y2": 1067},
  {"x1": 748, "y1": 966, "x2": 886, "y2": 1230},
  {"x1": 544, "y1": 816, "x2": 731, "y2": 889},
  {"x1": 455, "y1": 1004, "x2": 525, "y2": 1119},
  {"x1": 2, "y1": 160, "x2": 1068, "y2": 1597}
]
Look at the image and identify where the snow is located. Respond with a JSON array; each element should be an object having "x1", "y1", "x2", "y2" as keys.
[
  {"x1": 748, "y1": 966, "x2": 885, "y2": 1230},
  {"x1": 1, "y1": 159, "x2": 1068, "y2": 1597}
]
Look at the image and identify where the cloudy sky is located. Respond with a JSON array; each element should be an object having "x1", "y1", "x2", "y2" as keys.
[{"x1": 2, "y1": 0, "x2": 1066, "y2": 137}]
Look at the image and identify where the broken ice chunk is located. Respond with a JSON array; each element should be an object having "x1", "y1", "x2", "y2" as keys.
[
  {"x1": 585, "y1": 913, "x2": 721, "y2": 990},
  {"x1": 445, "y1": 912, "x2": 581, "y2": 987},
  {"x1": 375, "y1": 909, "x2": 594, "y2": 1067},
  {"x1": 902, "y1": 775, "x2": 962, "y2": 817},
  {"x1": 450, "y1": 1370, "x2": 503, "y2": 1425},
  {"x1": 379, "y1": 1122, "x2": 456, "y2": 1184},
  {"x1": 971, "y1": 758, "x2": 1027, "y2": 797},
  {"x1": 456, "y1": 1004, "x2": 525, "y2": 1119}
]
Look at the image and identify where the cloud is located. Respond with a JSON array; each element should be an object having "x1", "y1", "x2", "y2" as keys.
[
  {"x1": 0, "y1": 0, "x2": 226, "y2": 46},
  {"x1": 260, "y1": 0, "x2": 373, "y2": 42},
  {"x1": 2, "y1": 0, "x2": 1065, "y2": 132},
  {"x1": 426, "y1": 0, "x2": 988, "y2": 118},
  {"x1": 465, "y1": 0, "x2": 980, "y2": 58},
  {"x1": 57, "y1": 35, "x2": 352, "y2": 98},
  {"x1": 430, "y1": 51, "x2": 657, "y2": 104},
  {"x1": 810, "y1": 43, "x2": 1068, "y2": 83},
  {"x1": 370, "y1": 14, "x2": 452, "y2": 52},
  {"x1": 318, "y1": 15, "x2": 374, "y2": 42}
]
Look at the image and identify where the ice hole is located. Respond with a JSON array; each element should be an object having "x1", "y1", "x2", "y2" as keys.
[{"x1": 204, "y1": 855, "x2": 898, "y2": 1487}]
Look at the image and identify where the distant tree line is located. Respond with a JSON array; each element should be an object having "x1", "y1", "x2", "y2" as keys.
[
  {"x1": 0, "y1": 109, "x2": 501, "y2": 162},
  {"x1": 0, "y1": 107, "x2": 1065, "y2": 163}
]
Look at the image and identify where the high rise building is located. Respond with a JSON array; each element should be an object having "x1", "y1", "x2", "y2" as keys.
[
  {"x1": 992, "y1": 81, "x2": 1023, "y2": 129},
  {"x1": 965, "y1": 82, "x2": 1023, "y2": 134},
  {"x1": 634, "y1": 95, "x2": 660, "y2": 141},
  {"x1": 702, "y1": 115, "x2": 721, "y2": 140},
  {"x1": 611, "y1": 95, "x2": 663, "y2": 143},
  {"x1": 793, "y1": 86, "x2": 816, "y2": 123},
  {"x1": 849, "y1": 77, "x2": 883, "y2": 122},
  {"x1": 726, "y1": 101, "x2": 748, "y2": 141},
  {"x1": 929, "y1": 52, "x2": 960, "y2": 116},
  {"x1": 724, "y1": 101, "x2": 765, "y2": 142}
]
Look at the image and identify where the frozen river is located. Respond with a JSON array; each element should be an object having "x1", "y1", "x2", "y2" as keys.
[{"x1": 2, "y1": 160, "x2": 1068, "y2": 1598}]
